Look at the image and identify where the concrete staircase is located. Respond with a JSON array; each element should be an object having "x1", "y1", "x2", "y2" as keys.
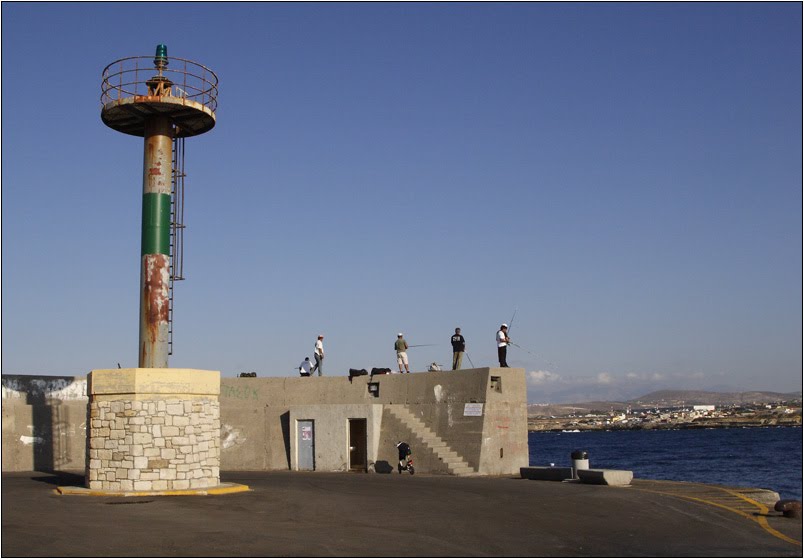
[{"x1": 387, "y1": 405, "x2": 475, "y2": 476}]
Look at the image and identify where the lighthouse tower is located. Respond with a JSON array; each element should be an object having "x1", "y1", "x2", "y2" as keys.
[
  {"x1": 83, "y1": 46, "x2": 229, "y2": 494},
  {"x1": 101, "y1": 44, "x2": 218, "y2": 367}
]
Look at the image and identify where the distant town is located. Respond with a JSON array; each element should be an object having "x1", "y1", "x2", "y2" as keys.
[{"x1": 527, "y1": 390, "x2": 802, "y2": 431}]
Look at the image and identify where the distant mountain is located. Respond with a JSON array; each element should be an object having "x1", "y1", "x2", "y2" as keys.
[
  {"x1": 629, "y1": 389, "x2": 802, "y2": 406},
  {"x1": 528, "y1": 389, "x2": 801, "y2": 417}
]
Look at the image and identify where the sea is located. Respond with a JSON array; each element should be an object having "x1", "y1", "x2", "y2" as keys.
[{"x1": 528, "y1": 426, "x2": 802, "y2": 500}]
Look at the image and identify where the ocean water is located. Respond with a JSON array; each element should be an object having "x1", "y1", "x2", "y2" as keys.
[{"x1": 528, "y1": 426, "x2": 802, "y2": 500}]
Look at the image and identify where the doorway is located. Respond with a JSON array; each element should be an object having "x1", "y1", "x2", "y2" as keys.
[{"x1": 348, "y1": 419, "x2": 367, "y2": 472}]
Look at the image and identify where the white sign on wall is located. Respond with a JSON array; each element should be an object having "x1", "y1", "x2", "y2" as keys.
[{"x1": 463, "y1": 403, "x2": 484, "y2": 417}]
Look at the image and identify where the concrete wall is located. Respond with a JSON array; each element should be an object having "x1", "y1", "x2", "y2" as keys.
[
  {"x1": 2, "y1": 375, "x2": 89, "y2": 472},
  {"x1": 3, "y1": 368, "x2": 528, "y2": 475}
]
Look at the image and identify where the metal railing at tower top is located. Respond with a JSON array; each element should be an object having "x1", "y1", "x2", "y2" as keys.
[{"x1": 101, "y1": 55, "x2": 219, "y2": 112}]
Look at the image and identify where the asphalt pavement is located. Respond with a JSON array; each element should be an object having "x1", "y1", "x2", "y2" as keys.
[{"x1": 2, "y1": 470, "x2": 801, "y2": 557}]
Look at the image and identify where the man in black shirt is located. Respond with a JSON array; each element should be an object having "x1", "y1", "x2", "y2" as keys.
[{"x1": 451, "y1": 327, "x2": 466, "y2": 370}]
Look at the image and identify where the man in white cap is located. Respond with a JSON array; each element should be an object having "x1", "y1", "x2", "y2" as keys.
[
  {"x1": 496, "y1": 324, "x2": 511, "y2": 368},
  {"x1": 395, "y1": 333, "x2": 410, "y2": 374},
  {"x1": 311, "y1": 335, "x2": 324, "y2": 376}
]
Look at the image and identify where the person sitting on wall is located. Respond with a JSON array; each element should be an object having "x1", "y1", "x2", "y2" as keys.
[{"x1": 298, "y1": 357, "x2": 314, "y2": 377}]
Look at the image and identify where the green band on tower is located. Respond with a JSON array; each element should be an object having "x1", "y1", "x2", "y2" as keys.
[{"x1": 141, "y1": 193, "x2": 171, "y2": 255}]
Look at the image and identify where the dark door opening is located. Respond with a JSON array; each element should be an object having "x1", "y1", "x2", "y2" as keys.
[{"x1": 348, "y1": 419, "x2": 367, "y2": 472}]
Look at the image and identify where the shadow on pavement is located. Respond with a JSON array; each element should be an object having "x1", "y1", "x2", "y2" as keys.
[{"x1": 30, "y1": 471, "x2": 83, "y2": 486}]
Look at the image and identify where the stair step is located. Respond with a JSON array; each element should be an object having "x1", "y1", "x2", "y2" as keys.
[{"x1": 388, "y1": 404, "x2": 472, "y2": 474}]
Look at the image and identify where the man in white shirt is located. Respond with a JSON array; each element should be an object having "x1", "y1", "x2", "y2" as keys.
[
  {"x1": 299, "y1": 357, "x2": 314, "y2": 377},
  {"x1": 311, "y1": 335, "x2": 324, "y2": 376},
  {"x1": 496, "y1": 324, "x2": 510, "y2": 368}
]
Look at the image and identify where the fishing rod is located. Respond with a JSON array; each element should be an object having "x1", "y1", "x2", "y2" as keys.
[
  {"x1": 507, "y1": 307, "x2": 518, "y2": 334},
  {"x1": 508, "y1": 342, "x2": 559, "y2": 370},
  {"x1": 504, "y1": 307, "x2": 559, "y2": 370},
  {"x1": 508, "y1": 342, "x2": 533, "y2": 355},
  {"x1": 465, "y1": 352, "x2": 476, "y2": 368},
  {"x1": 408, "y1": 344, "x2": 438, "y2": 348}
]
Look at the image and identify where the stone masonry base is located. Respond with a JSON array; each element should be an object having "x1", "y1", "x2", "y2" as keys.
[{"x1": 87, "y1": 398, "x2": 220, "y2": 491}]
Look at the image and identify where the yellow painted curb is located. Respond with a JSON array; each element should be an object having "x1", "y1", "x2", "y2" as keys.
[
  {"x1": 55, "y1": 483, "x2": 250, "y2": 497},
  {"x1": 633, "y1": 481, "x2": 801, "y2": 547}
]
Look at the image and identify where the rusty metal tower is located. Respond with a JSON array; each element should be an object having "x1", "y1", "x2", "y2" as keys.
[{"x1": 101, "y1": 45, "x2": 218, "y2": 368}]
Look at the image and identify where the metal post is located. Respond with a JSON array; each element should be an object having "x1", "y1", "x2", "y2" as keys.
[{"x1": 139, "y1": 114, "x2": 173, "y2": 368}]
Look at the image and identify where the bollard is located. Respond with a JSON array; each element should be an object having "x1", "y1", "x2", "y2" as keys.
[
  {"x1": 775, "y1": 499, "x2": 802, "y2": 519},
  {"x1": 571, "y1": 450, "x2": 589, "y2": 479}
]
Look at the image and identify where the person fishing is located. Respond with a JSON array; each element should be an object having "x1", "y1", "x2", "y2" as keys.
[
  {"x1": 496, "y1": 323, "x2": 511, "y2": 368},
  {"x1": 395, "y1": 333, "x2": 410, "y2": 374},
  {"x1": 451, "y1": 327, "x2": 466, "y2": 370}
]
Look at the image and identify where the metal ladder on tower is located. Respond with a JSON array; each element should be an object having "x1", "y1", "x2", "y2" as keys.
[{"x1": 168, "y1": 133, "x2": 187, "y2": 356}]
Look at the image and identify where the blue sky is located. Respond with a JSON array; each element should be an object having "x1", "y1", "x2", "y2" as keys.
[{"x1": 2, "y1": 3, "x2": 801, "y2": 403}]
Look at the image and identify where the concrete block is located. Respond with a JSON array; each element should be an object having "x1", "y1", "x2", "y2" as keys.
[
  {"x1": 148, "y1": 458, "x2": 169, "y2": 469},
  {"x1": 577, "y1": 469, "x2": 633, "y2": 486},
  {"x1": 88, "y1": 368, "x2": 220, "y2": 399},
  {"x1": 159, "y1": 468, "x2": 177, "y2": 480},
  {"x1": 132, "y1": 433, "x2": 152, "y2": 445},
  {"x1": 520, "y1": 466, "x2": 574, "y2": 481},
  {"x1": 166, "y1": 403, "x2": 184, "y2": 415},
  {"x1": 172, "y1": 479, "x2": 190, "y2": 490}
]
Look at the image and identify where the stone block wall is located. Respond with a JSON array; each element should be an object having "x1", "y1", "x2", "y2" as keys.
[{"x1": 87, "y1": 398, "x2": 220, "y2": 491}]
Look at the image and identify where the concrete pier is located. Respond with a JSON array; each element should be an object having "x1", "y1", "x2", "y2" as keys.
[
  {"x1": 2, "y1": 470, "x2": 800, "y2": 557},
  {"x1": 3, "y1": 368, "x2": 529, "y2": 476}
]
